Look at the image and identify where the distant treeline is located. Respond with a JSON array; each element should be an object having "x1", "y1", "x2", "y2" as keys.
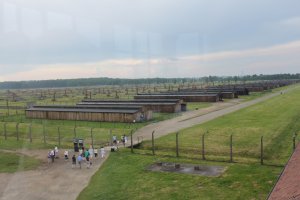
[{"x1": 0, "y1": 74, "x2": 299, "y2": 89}]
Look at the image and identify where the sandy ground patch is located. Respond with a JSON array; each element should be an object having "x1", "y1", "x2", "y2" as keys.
[{"x1": 0, "y1": 148, "x2": 110, "y2": 200}]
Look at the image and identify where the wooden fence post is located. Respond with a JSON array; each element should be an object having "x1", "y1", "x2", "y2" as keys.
[
  {"x1": 16, "y1": 123, "x2": 19, "y2": 141},
  {"x1": 29, "y1": 123, "x2": 32, "y2": 143},
  {"x1": 152, "y1": 131, "x2": 155, "y2": 155},
  {"x1": 202, "y1": 134, "x2": 205, "y2": 160},
  {"x1": 4, "y1": 123, "x2": 7, "y2": 140},
  {"x1": 131, "y1": 130, "x2": 133, "y2": 153},
  {"x1": 176, "y1": 132, "x2": 179, "y2": 157},
  {"x1": 230, "y1": 134, "x2": 233, "y2": 163},
  {"x1": 261, "y1": 136, "x2": 264, "y2": 165}
]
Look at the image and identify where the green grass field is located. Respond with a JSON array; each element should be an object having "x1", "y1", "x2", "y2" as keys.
[
  {"x1": 186, "y1": 102, "x2": 212, "y2": 111},
  {"x1": 139, "y1": 85, "x2": 300, "y2": 165},
  {"x1": 78, "y1": 84, "x2": 300, "y2": 200},
  {"x1": 0, "y1": 151, "x2": 40, "y2": 173},
  {"x1": 77, "y1": 150, "x2": 281, "y2": 200}
]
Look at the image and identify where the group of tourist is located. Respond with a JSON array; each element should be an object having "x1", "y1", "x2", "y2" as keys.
[
  {"x1": 47, "y1": 134, "x2": 128, "y2": 167},
  {"x1": 47, "y1": 145, "x2": 59, "y2": 163},
  {"x1": 47, "y1": 145, "x2": 106, "y2": 169},
  {"x1": 112, "y1": 134, "x2": 128, "y2": 147}
]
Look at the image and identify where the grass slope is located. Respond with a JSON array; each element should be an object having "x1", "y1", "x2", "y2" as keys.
[{"x1": 78, "y1": 150, "x2": 281, "y2": 200}]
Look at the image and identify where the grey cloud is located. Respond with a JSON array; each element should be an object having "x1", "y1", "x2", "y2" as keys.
[{"x1": 0, "y1": 0, "x2": 300, "y2": 78}]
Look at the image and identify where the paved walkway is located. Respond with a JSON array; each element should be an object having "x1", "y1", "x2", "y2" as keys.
[{"x1": 268, "y1": 143, "x2": 300, "y2": 199}]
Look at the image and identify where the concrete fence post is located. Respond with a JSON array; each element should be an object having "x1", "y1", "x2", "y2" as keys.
[
  {"x1": 73, "y1": 127, "x2": 77, "y2": 138},
  {"x1": 43, "y1": 123, "x2": 46, "y2": 144},
  {"x1": 58, "y1": 127, "x2": 61, "y2": 147},
  {"x1": 152, "y1": 131, "x2": 155, "y2": 155},
  {"x1": 16, "y1": 123, "x2": 19, "y2": 141},
  {"x1": 131, "y1": 130, "x2": 133, "y2": 153},
  {"x1": 110, "y1": 129, "x2": 112, "y2": 146},
  {"x1": 91, "y1": 128, "x2": 94, "y2": 148},
  {"x1": 202, "y1": 134, "x2": 205, "y2": 160},
  {"x1": 261, "y1": 136, "x2": 264, "y2": 165},
  {"x1": 293, "y1": 133, "x2": 296, "y2": 151},
  {"x1": 230, "y1": 134, "x2": 233, "y2": 163},
  {"x1": 4, "y1": 123, "x2": 7, "y2": 140},
  {"x1": 29, "y1": 123, "x2": 32, "y2": 143},
  {"x1": 176, "y1": 132, "x2": 179, "y2": 157}
]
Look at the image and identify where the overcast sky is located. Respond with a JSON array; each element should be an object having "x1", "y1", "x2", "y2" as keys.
[{"x1": 0, "y1": 0, "x2": 300, "y2": 81}]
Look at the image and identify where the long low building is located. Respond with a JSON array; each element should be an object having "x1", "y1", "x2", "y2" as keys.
[
  {"x1": 80, "y1": 99, "x2": 186, "y2": 113},
  {"x1": 33, "y1": 104, "x2": 150, "y2": 113},
  {"x1": 26, "y1": 105, "x2": 152, "y2": 123},
  {"x1": 179, "y1": 88, "x2": 245, "y2": 97},
  {"x1": 134, "y1": 94, "x2": 219, "y2": 102},
  {"x1": 151, "y1": 91, "x2": 236, "y2": 99}
]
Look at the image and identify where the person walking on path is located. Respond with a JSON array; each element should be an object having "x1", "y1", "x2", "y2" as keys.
[
  {"x1": 94, "y1": 148, "x2": 98, "y2": 158},
  {"x1": 50, "y1": 149, "x2": 55, "y2": 163},
  {"x1": 47, "y1": 150, "x2": 51, "y2": 164},
  {"x1": 72, "y1": 155, "x2": 76, "y2": 168},
  {"x1": 89, "y1": 146, "x2": 94, "y2": 160},
  {"x1": 122, "y1": 134, "x2": 126, "y2": 147},
  {"x1": 64, "y1": 150, "x2": 69, "y2": 160},
  {"x1": 79, "y1": 148, "x2": 83, "y2": 157},
  {"x1": 112, "y1": 135, "x2": 117, "y2": 145},
  {"x1": 100, "y1": 147, "x2": 105, "y2": 158},
  {"x1": 54, "y1": 146, "x2": 59, "y2": 158},
  {"x1": 77, "y1": 154, "x2": 82, "y2": 169},
  {"x1": 84, "y1": 150, "x2": 91, "y2": 168}
]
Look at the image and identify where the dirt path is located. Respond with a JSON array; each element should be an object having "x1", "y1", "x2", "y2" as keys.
[
  {"x1": 132, "y1": 87, "x2": 297, "y2": 143},
  {"x1": 0, "y1": 148, "x2": 110, "y2": 200}
]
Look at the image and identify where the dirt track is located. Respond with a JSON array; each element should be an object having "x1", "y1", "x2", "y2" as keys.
[{"x1": 0, "y1": 149, "x2": 109, "y2": 200}]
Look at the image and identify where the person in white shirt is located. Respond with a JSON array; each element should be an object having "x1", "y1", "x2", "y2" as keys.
[
  {"x1": 100, "y1": 147, "x2": 105, "y2": 158},
  {"x1": 54, "y1": 146, "x2": 59, "y2": 158},
  {"x1": 94, "y1": 148, "x2": 98, "y2": 158},
  {"x1": 89, "y1": 146, "x2": 94, "y2": 159},
  {"x1": 64, "y1": 150, "x2": 69, "y2": 160},
  {"x1": 50, "y1": 150, "x2": 55, "y2": 163}
]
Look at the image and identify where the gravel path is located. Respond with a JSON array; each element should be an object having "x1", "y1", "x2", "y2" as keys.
[{"x1": 0, "y1": 148, "x2": 110, "y2": 200}]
